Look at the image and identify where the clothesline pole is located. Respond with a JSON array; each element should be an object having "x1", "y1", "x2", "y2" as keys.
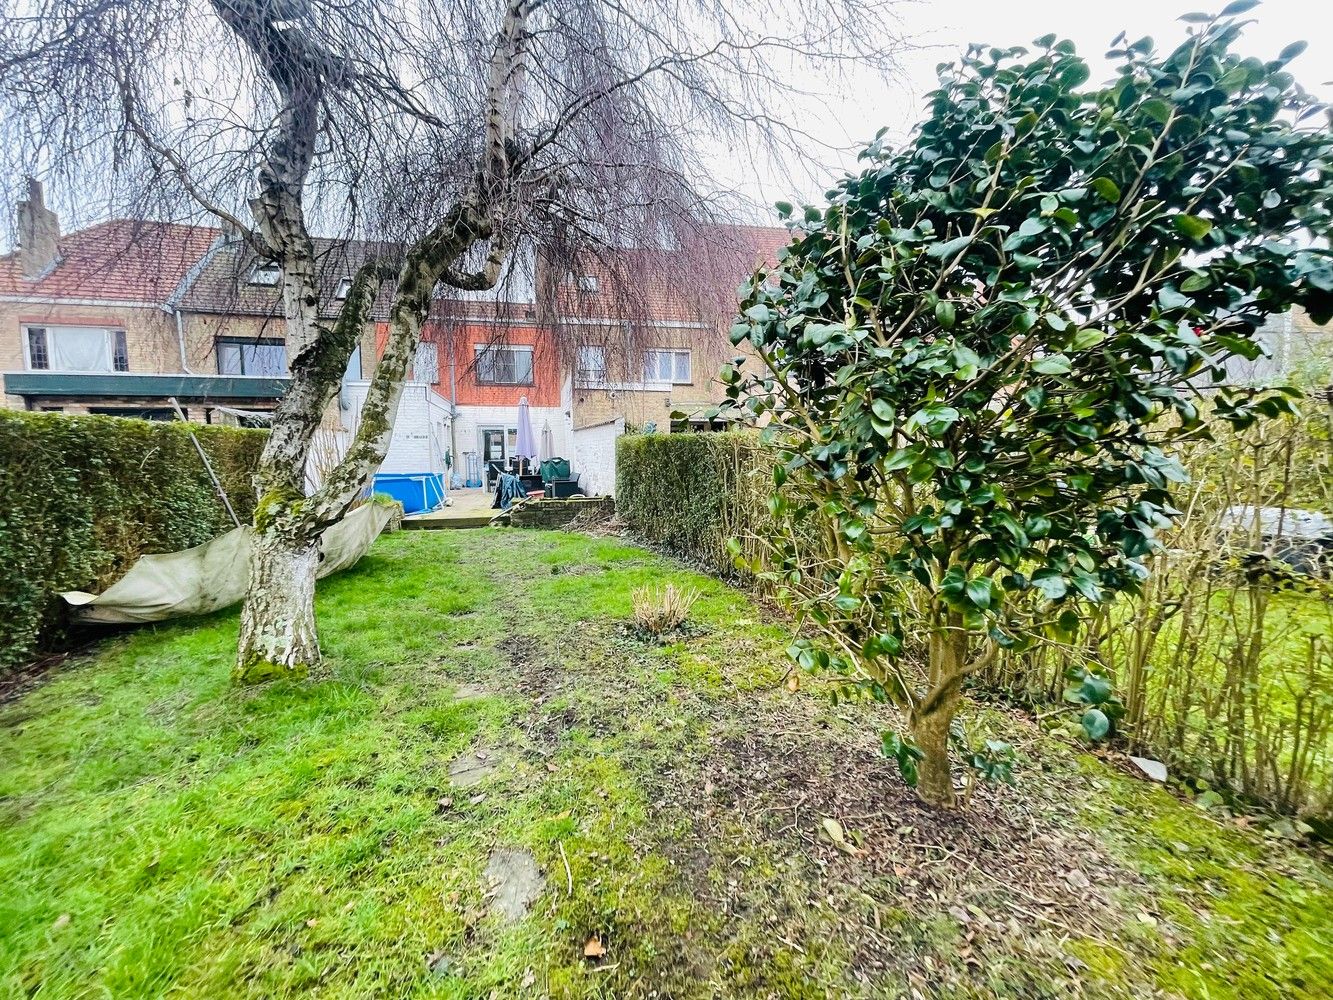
[{"x1": 169, "y1": 397, "x2": 243, "y2": 529}]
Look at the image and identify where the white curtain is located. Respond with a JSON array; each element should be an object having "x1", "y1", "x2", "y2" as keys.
[{"x1": 49, "y1": 327, "x2": 110, "y2": 371}]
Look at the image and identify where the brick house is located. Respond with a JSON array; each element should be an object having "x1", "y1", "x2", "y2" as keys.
[
  {"x1": 0, "y1": 180, "x2": 239, "y2": 420},
  {"x1": 1, "y1": 181, "x2": 788, "y2": 494}
]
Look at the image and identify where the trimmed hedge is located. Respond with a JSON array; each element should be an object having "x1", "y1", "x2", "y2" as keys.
[
  {"x1": 0, "y1": 410, "x2": 266, "y2": 668},
  {"x1": 615, "y1": 431, "x2": 772, "y2": 577}
]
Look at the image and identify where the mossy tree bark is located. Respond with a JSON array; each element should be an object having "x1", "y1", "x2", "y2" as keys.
[
  {"x1": 234, "y1": 522, "x2": 322, "y2": 683},
  {"x1": 908, "y1": 609, "x2": 968, "y2": 808}
]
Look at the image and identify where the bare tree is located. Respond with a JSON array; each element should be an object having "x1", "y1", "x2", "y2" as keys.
[{"x1": 0, "y1": 0, "x2": 907, "y2": 682}]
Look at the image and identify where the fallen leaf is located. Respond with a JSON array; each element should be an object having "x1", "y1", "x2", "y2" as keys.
[
  {"x1": 820, "y1": 817, "x2": 846, "y2": 844},
  {"x1": 52, "y1": 913, "x2": 70, "y2": 930},
  {"x1": 583, "y1": 936, "x2": 606, "y2": 959},
  {"x1": 436, "y1": 797, "x2": 453, "y2": 812},
  {"x1": 306, "y1": 918, "x2": 318, "y2": 928},
  {"x1": 469, "y1": 793, "x2": 485, "y2": 805},
  {"x1": 1065, "y1": 869, "x2": 1091, "y2": 889},
  {"x1": 786, "y1": 671, "x2": 800, "y2": 692}
]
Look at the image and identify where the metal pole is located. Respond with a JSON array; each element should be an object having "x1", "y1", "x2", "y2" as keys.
[{"x1": 169, "y1": 396, "x2": 242, "y2": 528}]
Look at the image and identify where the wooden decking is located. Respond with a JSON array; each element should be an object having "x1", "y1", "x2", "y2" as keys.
[{"x1": 401, "y1": 488, "x2": 497, "y2": 530}]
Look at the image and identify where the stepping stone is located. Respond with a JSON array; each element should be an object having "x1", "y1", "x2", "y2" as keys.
[
  {"x1": 448, "y1": 751, "x2": 496, "y2": 788},
  {"x1": 484, "y1": 848, "x2": 544, "y2": 922},
  {"x1": 1129, "y1": 756, "x2": 1168, "y2": 782}
]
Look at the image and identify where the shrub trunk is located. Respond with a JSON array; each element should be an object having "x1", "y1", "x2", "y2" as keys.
[{"x1": 910, "y1": 614, "x2": 967, "y2": 808}]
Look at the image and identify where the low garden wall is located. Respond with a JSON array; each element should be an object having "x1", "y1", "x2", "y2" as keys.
[
  {"x1": 0, "y1": 410, "x2": 266, "y2": 669},
  {"x1": 508, "y1": 496, "x2": 615, "y2": 529}
]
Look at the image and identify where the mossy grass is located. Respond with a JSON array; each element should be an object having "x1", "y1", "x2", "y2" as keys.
[{"x1": 1, "y1": 530, "x2": 1328, "y2": 998}]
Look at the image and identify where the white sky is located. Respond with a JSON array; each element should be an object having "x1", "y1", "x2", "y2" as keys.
[
  {"x1": 737, "y1": 0, "x2": 1333, "y2": 212},
  {"x1": 7, "y1": 0, "x2": 1329, "y2": 239}
]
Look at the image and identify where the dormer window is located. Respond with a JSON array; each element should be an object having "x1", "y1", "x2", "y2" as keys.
[
  {"x1": 249, "y1": 261, "x2": 281, "y2": 286},
  {"x1": 565, "y1": 271, "x2": 598, "y2": 293},
  {"x1": 334, "y1": 276, "x2": 353, "y2": 299}
]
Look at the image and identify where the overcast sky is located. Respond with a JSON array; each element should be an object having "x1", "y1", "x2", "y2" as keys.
[
  {"x1": 735, "y1": 0, "x2": 1333, "y2": 212},
  {"x1": 6, "y1": 1, "x2": 1329, "y2": 240}
]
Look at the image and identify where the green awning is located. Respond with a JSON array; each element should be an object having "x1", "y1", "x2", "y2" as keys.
[{"x1": 3, "y1": 371, "x2": 289, "y2": 401}]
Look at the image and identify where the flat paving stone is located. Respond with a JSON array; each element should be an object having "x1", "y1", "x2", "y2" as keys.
[
  {"x1": 448, "y1": 751, "x2": 496, "y2": 787},
  {"x1": 484, "y1": 847, "x2": 544, "y2": 922}
]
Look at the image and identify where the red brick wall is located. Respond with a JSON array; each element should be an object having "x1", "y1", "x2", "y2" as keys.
[{"x1": 373, "y1": 321, "x2": 563, "y2": 407}]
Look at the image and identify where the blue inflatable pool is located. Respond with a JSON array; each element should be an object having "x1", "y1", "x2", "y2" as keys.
[{"x1": 372, "y1": 472, "x2": 446, "y2": 514}]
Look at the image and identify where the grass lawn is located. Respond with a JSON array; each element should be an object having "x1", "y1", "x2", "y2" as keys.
[{"x1": 1, "y1": 529, "x2": 1330, "y2": 998}]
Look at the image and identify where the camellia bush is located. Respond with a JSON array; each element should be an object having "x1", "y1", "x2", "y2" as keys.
[{"x1": 722, "y1": 5, "x2": 1333, "y2": 807}]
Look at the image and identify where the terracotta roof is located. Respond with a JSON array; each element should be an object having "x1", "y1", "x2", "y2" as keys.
[
  {"x1": 0, "y1": 216, "x2": 789, "y2": 326},
  {"x1": 0, "y1": 219, "x2": 220, "y2": 303}
]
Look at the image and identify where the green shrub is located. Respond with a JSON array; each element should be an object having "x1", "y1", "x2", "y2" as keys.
[
  {"x1": 0, "y1": 410, "x2": 265, "y2": 668},
  {"x1": 616, "y1": 431, "x2": 772, "y2": 576},
  {"x1": 618, "y1": 418, "x2": 1333, "y2": 823}
]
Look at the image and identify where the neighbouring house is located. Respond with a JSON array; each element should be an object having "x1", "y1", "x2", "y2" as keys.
[
  {"x1": 173, "y1": 232, "x2": 454, "y2": 485},
  {"x1": 0, "y1": 184, "x2": 452, "y2": 486},
  {"x1": 1, "y1": 180, "x2": 788, "y2": 496},
  {"x1": 0, "y1": 180, "x2": 239, "y2": 421}
]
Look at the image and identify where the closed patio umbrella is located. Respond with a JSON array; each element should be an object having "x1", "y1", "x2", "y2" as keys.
[
  {"x1": 515, "y1": 396, "x2": 538, "y2": 473},
  {"x1": 538, "y1": 420, "x2": 555, "y2": 463}
]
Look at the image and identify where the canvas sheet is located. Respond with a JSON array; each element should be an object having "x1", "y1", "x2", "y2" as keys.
[{"x1": 62, "y1": 503, "x2": 394, "y2": 624}]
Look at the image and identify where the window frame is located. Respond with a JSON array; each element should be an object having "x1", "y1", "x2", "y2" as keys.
[
  {"x1": 22, "y1": 324, "x2": 129, "y2": 373},
  {"x1": 643, "y1": 347, "x2": 692, "y2": 385},
  {"x1": 574, "y1": 345, "x2": 607, "y2": 386},
  {"x1": 248, "y1": 261, "x2": 282, "y2": 286},
  {"x1": 565, "y1": 271, "x2": 599, "y2": 293},
  {"x1": 473, "y1": 343, "x2": 536, "y2": 386},
  {"x1": 413, "y1": 341, "x2": 440, "y2": 384},
  {"x1": 334, "y1": 276, "x2": 353, "y2": 299},
  {"x1": 216, "y1": 336, "x2": 288, "y2": 377}
]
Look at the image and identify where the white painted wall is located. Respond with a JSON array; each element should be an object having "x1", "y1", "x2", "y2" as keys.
[
  {"x1": 338, "y1": 380, "x2": 452, "y2": 475},
  {"x1": 573, "y1": 417, "x2": 624, "y2": 497}
]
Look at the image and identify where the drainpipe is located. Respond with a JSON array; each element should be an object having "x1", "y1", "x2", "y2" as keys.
[{"x1": 448, "y1": 347, "x2": 459, "y2": 464}]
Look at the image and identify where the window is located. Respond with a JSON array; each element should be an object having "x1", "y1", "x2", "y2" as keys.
[
  {"x1": 575, "y1": 345, "x2": 607, "y2": 385},
  {"x1": 474, "y1": 344, "x2": 535, "y2": 385},
  {"x1": 334, "y1": 276, "x2": 353, "y2": 299},
  {"x1": 249, "y1": 261, "x2": 281, "y2": 286},
  {"x1": 644, "y1": 348, "x2": 691, "y2": 384},
  {"x1": 566, "y1": 272, "x2": 599, "y2": 293},
  {"x1": 26, "y1": 327, "x2": 48, "y2": 369},
  {"x1": 217, "y1": 337, "x2": 287, "y2": 376},
  {"x1": 413, "y1": 342, "x2": 439, "y2": 384},
  {"x1": 24, "y1": 326, "x2": 129, "y2": 372}
]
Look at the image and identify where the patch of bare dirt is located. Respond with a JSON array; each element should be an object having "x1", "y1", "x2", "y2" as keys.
[
  {"x1": 648, "y1": 692, "x2": 1148, "y2": 992},
  {"x1": 0, "y1": 650, "x2": 77, "y2": 706}
]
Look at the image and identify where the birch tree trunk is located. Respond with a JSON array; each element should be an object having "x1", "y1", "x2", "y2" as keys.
[
  {"x1": 236, "y1": 516, "x2": 322, "y2": 681},
  {"x1": 230, "y1": 0, "x2": 531, "y2": 684}
]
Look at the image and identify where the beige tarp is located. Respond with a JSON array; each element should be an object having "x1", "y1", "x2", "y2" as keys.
[{"x1": 61, "y1": 502, "x2": 395, "y2": 624}]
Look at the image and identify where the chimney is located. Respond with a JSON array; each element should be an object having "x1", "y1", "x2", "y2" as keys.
[{"x1": 17, "y1": 178, "x2": 60, "y2": 278}]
